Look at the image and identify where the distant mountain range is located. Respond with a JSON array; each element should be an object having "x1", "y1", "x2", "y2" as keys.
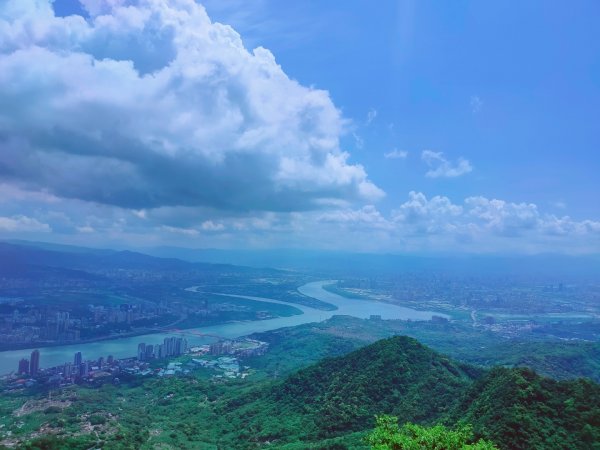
[
  {"x1": 0, "y1": 240, "x2": 259, "y2": 280},
  {"x1": 3, "y1": 239, "x2": 600, "y2": 278},
  {"x1": 142, "y1": 245, "x2": 600, "y2": 277}
]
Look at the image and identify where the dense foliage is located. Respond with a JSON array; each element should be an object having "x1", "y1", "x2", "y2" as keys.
[
  {"x1": 208, "y1": 336, "x2": 600, "y2": 448},
  {"x1": 452, "y1": 367, "x2": 600, "y2": 449},
  {"x1": 366, "y1": 416, "x2": 497, "y2": 450},
  {"x1": 275, "y1": 336, "x2": 479, "y2": 435}
]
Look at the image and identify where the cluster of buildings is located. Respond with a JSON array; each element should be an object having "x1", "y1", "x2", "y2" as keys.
[
  {"x1": 136, "y1": 336, "x2": 188, "y2": 361},
  {"x1": 208, "y1": 338, "x2": 268, "y2": 358},
  {"x1": 9, "y1": 335, "x2": 191, "y2": 389},
  {"x1": 192, "y1": 356, "x2": 241, "y2": 378},
  {"x1": 17, "y1": 349, "x2": 40, "y2": 376},
  {"x1": 0, "y1": 310, "x2": 81, "y2": 345},
  {"x1": 0, "y1": 302, "x2": 175, "y2": 347},
  {"x1": 6, "y1": 336, "x2": 270, "y2": 391},
  {"x1": 186, "y1": 338, "x2": 269, "y2": 379},
  {"x1": 89, "y1": 303, "x2": 170, "y2": 325},
  {"x1": 14, "y1": 348, "x2": 119, "y2": 383}
]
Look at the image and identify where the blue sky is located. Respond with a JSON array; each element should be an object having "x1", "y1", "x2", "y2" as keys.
[
  {"x1": 201, "y1": 0, "x2": 600, "y2": 218},
  {"x1": 0, "y1": 0, "x2": 599, "y2": 253}
]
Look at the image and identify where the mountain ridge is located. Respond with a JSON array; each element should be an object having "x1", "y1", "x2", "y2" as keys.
[{"x1": 215, "y1": 335, "x2": 600, "y2": 449}]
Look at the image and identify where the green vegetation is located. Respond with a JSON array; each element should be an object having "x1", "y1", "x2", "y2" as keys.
[
  {"x1": 272, "y1": 336, "x2": 479, "y2": 436},
  {"x1": 366, "y1": 416, "x2": 497, "y2": 449},
  {"x1": 2, "y1": 330, "x2": 599, "y2": 449},
  {"x1": 243, "y1": 315, "x2": 600, "y2": 383},
  {"x1": 451, "y1": 367, "x2": 600, "y2": 449}
]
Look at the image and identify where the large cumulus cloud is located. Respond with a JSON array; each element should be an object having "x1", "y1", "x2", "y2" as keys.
[{"x1": 0, "y1": 0, "x2": 383, "y2": 212}]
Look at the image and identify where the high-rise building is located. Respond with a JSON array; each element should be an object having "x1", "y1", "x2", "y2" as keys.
[
  {"x1": 98, "y1": 357, "x2": 104, "y2": 369},
  {"x1": 80, "y1": 361, "x2": 89, "y2": 377},
  {"x1": 164, "y1": 336, "x2": 178, "y2": 356},
  {"x1": 145, "y1": 344, "x2": 154, "y2": 359},
  {"x1": 29, "y1": 349, "x2": 40, "y2": 375},
  {"x1": 173, "y1": 337, "x2": 188, "y2": 356},
  {"x1": 18, "y1": 358, "x2": 29, "y2": 375},
  {"x1": 137, "y1": 343, "x2": 146, "y2": 361},
  {"x1": 64, "y1": 363, "x2": 72, "y2": 379},
  {"x1": 56, "y1": 311, "x2": 70, "y2": 334},
  {"x1": 210, "y1": 340, "x2": 233, "y2": 356},
  {"x1": 107, "y1": 355, "x2": 114, "y2": 365},
  {"x1": 163, "y1": 337, "x2": 173, "y2": 356},
  {"x1": 74, "y1": 351, "x2": 82, "y2": 366}
]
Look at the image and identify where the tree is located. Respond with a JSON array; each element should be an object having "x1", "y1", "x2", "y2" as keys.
[{"x1": 366, "y1": 415, "x2": 498, "y2": 450}]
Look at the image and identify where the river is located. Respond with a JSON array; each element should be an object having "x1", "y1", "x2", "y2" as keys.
[{"x1": 0, "y1": 281, "x2": 446, "y2": 375}]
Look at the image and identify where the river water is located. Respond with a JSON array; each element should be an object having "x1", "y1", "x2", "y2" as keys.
[{"x1": 0, "y1": 281, "x2": 446, "y2": 374}]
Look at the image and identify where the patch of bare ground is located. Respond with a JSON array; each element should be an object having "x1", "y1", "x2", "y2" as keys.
[{"x1": 13, "y1": 398, "x2": 72, "y2": 417}]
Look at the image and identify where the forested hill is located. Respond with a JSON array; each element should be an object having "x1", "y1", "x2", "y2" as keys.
[
  {"x1": 218, "y1": 336, "x2": 600, "y2": 449},
  {"x1": 452, "y1": 366, "x2": 600, "y2": 449}
]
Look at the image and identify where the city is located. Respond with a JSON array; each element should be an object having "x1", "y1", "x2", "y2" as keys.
[{"x1": 3, "y1": 335, "x2": 269, "y2": 394}]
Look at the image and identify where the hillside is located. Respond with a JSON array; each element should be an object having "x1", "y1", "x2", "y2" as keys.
[
  {"x1": 215, "y1": 336, "x2": 600, "y2": 449},
  {"x1": 453, "y1": 367, "x2": 600, "y2": 449},
  {"x1": 277, "y1": 336, "x2": 480, "y2": 433},
  {"x1": 5, "y1": 335, "x2": 600, "y2": 449}
]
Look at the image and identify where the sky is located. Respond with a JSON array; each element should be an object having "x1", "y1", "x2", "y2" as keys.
[{"x1": 0, "y1": 0, "x2": 599, "y2": 254}]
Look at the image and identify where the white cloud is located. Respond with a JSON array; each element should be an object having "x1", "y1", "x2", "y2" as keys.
[
  {"x1": 421, "y1": 150, "x2": 473, "y2": 178},
  {"x1": 160, "y1": 225, "x2": 200, "y2": 237},
  {"x1": 76, "y1": 225, "x2": 95, "y2": 233},
  {"x1": 389, "y1": 192, "x2": 600, "y2": 252},
  {"x1": 0, "y1": 215, "x2": 51, "y2": 232},
  {"x1": 0, "y1": 1, "x2": 598, "y2": 254},
  {"x1": 366, "y1": 108, "x2": 377, "y2": 125},
  {"x1": 384, "y1": 149, "x2": 408, "y2": 159},
  {"x1": 317, "y1": 205, "x2": 393, "y2": 230},
  {"x1": 465, "y1": 197, "x2": 539, "y2": 236},
  {"x1": 1, "y1": 183, "x2": 599, "y2": 253},
  {"x1": 392, "y1": 191, "x2": 462, "y2": 234},
  {"x1": 352, "y1": 132, "x2": 364, "y2": 149},
  {"x1": 0, "y1": 0, "x2": 382, "y2": 213},
  {"x1": 470, "y1": 95, "x2": 483, "y2": 113},
  {"x1": 201, "y1": 220, "x2": 225, "y2": 231}
]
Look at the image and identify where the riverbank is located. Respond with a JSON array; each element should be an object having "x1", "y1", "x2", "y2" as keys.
[
  {"x1": 0, "y1": 294, "x2": 304, "y2": 352},
  {"x1": 0, "y1": 281, "x2": 444, "y2": 374}
]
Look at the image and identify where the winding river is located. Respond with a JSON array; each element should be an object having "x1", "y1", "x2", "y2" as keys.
[{"x1": 0, "y1": 281, "x2": 446, "y2": 375}]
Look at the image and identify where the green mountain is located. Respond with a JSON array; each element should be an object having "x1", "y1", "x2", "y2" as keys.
[
  {"x1": 217, "y1": 336, "x2": 600, "y2": 449},
  {"x1": 277, "y1": 336, "x2": 480, "y2": 435},
  {"x1": 452, "y1": 367, "x2": 600, "y2": 449}
]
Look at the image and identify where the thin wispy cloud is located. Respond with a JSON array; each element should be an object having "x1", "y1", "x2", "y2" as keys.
[
  {"x1": 384, "y1": 149, "x2": 408, "y2": 159},
  {"x1": 201, "y1": 0, "x2": 324, "y2": 51},
  {"x1": 366, "y1": 108, "x2": 377, "y2": 125},
  {"x1": 352, "y1": 132, "x2": 365, "y2": 149},
  {"x1": 470, "y1": 95, "x2": 483, "y2": 113},
  {"x1": 421, "y1": 151, "x2": 473, "y2": 178}
]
